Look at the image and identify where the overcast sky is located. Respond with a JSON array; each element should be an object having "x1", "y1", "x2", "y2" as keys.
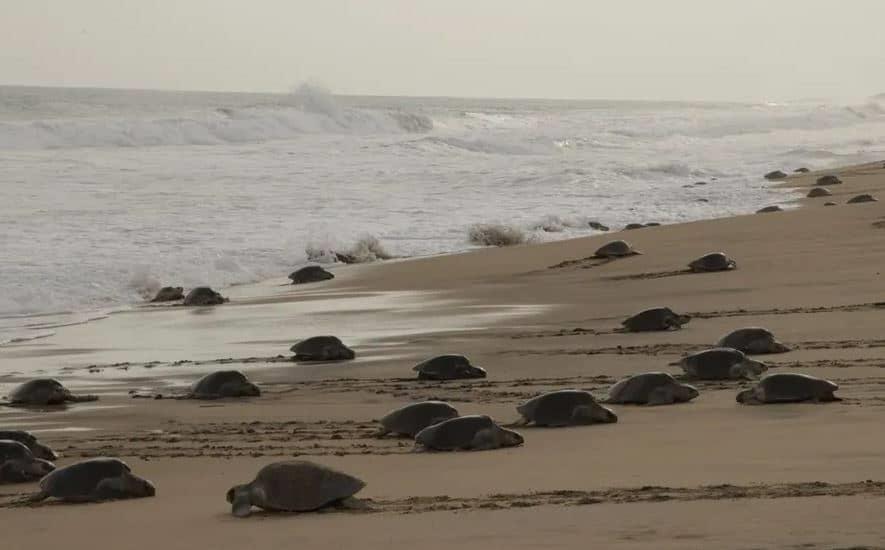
[{"x1": 2, "y1": 1, "x2": 884, "y2": 101}]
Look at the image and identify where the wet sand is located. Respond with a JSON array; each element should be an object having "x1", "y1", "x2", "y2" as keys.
[{"x1": 2, "y1": 162, "x2": 885, "y2": 549}]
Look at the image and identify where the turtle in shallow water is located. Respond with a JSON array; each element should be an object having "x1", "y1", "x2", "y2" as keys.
[
  {"x1": 290, "y1": 335, "x2": 355, "y2": 361},
  {"x1": 150, "y1": 286, "x2": 184, "y2": 302},
  {"x1": 794, "y1": 167, "x2": 810, "y2": 173},
  {"x1": 606, "y1": 372, "x2": 699, "y2": 406},
  {"x1": 671, "y1": 348, "x2": 768, "y2": 380},
  {"x1": 0, "y1": 440, "x2": 55, "y2": 483},
  {"x1": 622, "y1": 307, "x2": 691, "y2": 332},
  {"x1": 847, "y1": 194, "x2": 877, "y2": 204},
  {"x1": 756, "y1": 205, "x2": 783, "y2": 213},
  {"x1": 816, "y1": 174, "x2": 842, "y2": 186},
  {"x1": 623, "y1": 223, "x2": 645, "y2": 230},
  {"x1": 188, "y1": 370, "x2": 260, "y2": 399},
  {"x1": 736, "y1": 373, "x2": 839, "y2": 404},
  {"x1": 183, "y1": 286, "x2": 227, "y2": 306},
  {"x1": 413, "y1": 354, "x2": 486, "y2": 380},
  {"x1": 376, "y1": 401, "x2": 459, "y2": 437},
  {"x1": 29, "y1": 458, "x2": 155, "y2": 503},
  {"x1": 688, "y1": 252, "x2": 737, "y2": 272},
  {"x1": 764, "y1": 170, "x2": 788, "y2": 180},
  {"x1": 414, "y1": 415, "x2": 524, "y2": 451},
  {"x1": 7, "y1": 379, "x2": 98, "y2": 406},
  {"x1": 226, "y1": 460, "x2": 365, "y2": 517},
  {"x1": 288, "y1": 265, "x2": 334, "y2": 285},
  {"x1": 592, "y1": 240, "x2": 640, "y2": 258},
  {"x1": 0, "y1": 430, "x2": 58, "y2": 460},
  {"x1": 588, "y1": 221, "x2": 610, "y2": 231},
  {"x1": 514, "y1": 390, "x2": 617, "y2": 427},
  {"x1": 806, "y1": 187, "x2": 831, "y2": 198},
  {"x1": 717, "y1": 327, "x2": 789, "y2": 354}
]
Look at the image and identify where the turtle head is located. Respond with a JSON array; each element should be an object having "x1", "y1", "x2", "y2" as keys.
[
  {"x1": 767, "y1": 340, "x2": 790, "y2": 353},
  {"x1": 242, "y1": 382, "x2": 261, "y2": 397},
  {"x1": 227, "y1": 484, "x2": 253, "y2": 517},
  {"x1": 677, "y1": 384, "x2": 699, "y2": 402},
  {"x1": 743, "y1": 359, "x2": 769, "y2": 378},
  {"x1": 499, "y1": 427, "x2": 524, "y2": 448},
  {"x1": 736, "y1": 389, "x2": 758, "y2": 404},
  {"x1": 593, "y1": 404, "x2": 619, "y2": 424},
  {"x1": 27, "y1": 458, "x2": 56, "y2": 478},
  {"x1": 119, "y1": 472, "x2": 156, "y2": 498},
  {"x1": 462, "y1": 364, "x2": 487, "y2": 379},
  {"x1": 671, "y1": 314, "x2": 692, "y2": 329},
  {"x1": 30, "y1": 441, "x2": 58, "y2": 461}
]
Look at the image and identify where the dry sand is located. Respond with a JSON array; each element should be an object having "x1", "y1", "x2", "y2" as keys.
[{"x1": 2, "y1": 162, "x2": 885, "y2": 549}]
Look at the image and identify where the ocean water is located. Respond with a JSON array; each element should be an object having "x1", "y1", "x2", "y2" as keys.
[{"x1": 2, "y1": 84, "x2": 885, "y2": 344}]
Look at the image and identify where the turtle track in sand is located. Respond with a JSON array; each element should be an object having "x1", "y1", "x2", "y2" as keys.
[
  {"x1": 46, "y1": 420, "x2": 414, "y2": 460},
  {"x1": 547, "y1": 255, "x2": 636, "y2": 270},
  {"x1": 4, "y1": 478, "x2": 883, "y2": 513}
]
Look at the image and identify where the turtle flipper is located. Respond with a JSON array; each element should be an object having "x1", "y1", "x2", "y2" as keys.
[
  {"x1": 469, "y1": 428, "x2": 501, "y2": 451},
  {"x1": 646, "y1": 387, "x2": 676, "y2": 406}
]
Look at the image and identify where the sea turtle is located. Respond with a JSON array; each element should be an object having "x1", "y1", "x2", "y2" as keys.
[
  {"x1": 0, "y1": 440, "x2": 55, "y2": 483},
  {"x1": 514, "y1": 390, "x2": 617, "y2": 427},
  {"x1": 188, "y1": 370, "x2": 260, "y2": 399},
  {"x1": 848, "y1": 194, "x2": 877, "y2": 204},
  {"x1": 290, "y1": 336, "x2": 355, "y2": 361},
  {"x1": 7, "y1": 379, "x2": 98, "y2": 406},
  {"x1": 150, "y1": 286, "x2": 184, "y2": 302},
  {"x1": 414, "y1": 415, "x2": 524, "y2": 451},
  {"x1": 816, "y1": 175, "x2": 842, "y2": 186},
  {"x1": 226, "y1": 460, "x2": 365, "y2": 518},
  {"x1": 29, "y1": 458, "x2": 155, "y2": 502},
  {"x1": 592, "y1": 240, "x2": 640, "y2": 258},
  {"x1": 806, "y1": 187, "x2": 831, "y2": 198},
  {"x1": 688, "y1": 252, "x2": 737, "y2": 272},
  {"x1": 606, "y1": 372, "x2": 699, "y2": 406},
  {"x1": 183, "y1": 286, "x2": 227, "y2": 306},
  {"x1": 622, "y1": 307, "x2": 691, "y2": 332},
  {"x1": 717, "y1": 327, "x2": 789, "y2": 354},
  {"x1": 824, "y1": 202, "x2": 837, "y2": 206},
  {"x1": 413, "y1": 355, "x2": 487, "y2": 380},
  {"x1": 588, "y1": 221, "x2": 610, "y2": 231},
  {"x1": 288, "y1": 266, "x2": 334, "y2": 285},
  {"x1": 0, "y1": 430, "x2": 58, "y2": 460},
  {"x1": 736, "y1": 373, "x2": 840, "y2": 404},
  {"x1": 624, "y1": 223, "x2": 645, "y2": 230},
  {"x1": 671, "y1": 348, "x2": 768, "y2": 380},
  {"x1": 764, "y1": 170, "x2": 788, "y2": 180},
  {"x1": 376, "y1": 401, "x2": 459, "y2": 437},
  {"x1": 794, "y1": 167, "x2": 810, "y2": 173},
  {"x1": 644, "y1": 222, "x2": 661, "y2": 227},
  {"x1": 756, "y1": 205, "x2": 783, "y2": 213}
]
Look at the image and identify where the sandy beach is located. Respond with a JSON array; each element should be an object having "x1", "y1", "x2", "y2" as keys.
[{"x1": 3, "y1": 162, "x2": 885, "y2": 549}]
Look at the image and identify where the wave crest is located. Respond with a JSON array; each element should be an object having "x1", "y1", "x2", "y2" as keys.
[
  {"x1": 305, "y1": 235, "x2": 392, "y2": 264},
  {"x1": 467, "y1": 224, "x2": 528, "y2": 247}
]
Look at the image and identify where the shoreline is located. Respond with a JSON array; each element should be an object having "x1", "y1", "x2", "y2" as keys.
[{"x1": 2, "y1": 159, "x2": 885, "y2": 549}]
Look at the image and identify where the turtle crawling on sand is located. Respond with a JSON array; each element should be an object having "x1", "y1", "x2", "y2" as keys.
[
  {"x1": 413, "y1": 354, "x2": 486, "y2": 380},
  {"x1": 291, "y1": 336, "x2": 355, "y2": 361},
  {"x1": 0, "y1": 430, "x2": 58, "y2": 460},
  {"x1": 688, "y1": 252, "x2": 737, "y2": 272},
  {"x1": 736, "y1": 373, "x2": 840, "y2": 404},
  {"x1": 7, "y1": 379, "x2": 98, "y2": 406},
  {"x1": 150, "y1": 286, "x2": 184, "y2": 302},
  {"x1": 29, "y1": 458, "x2": 155, "y2": 503},
  {"x1": 847, "y1": 194, "x2": 877, "y2": 204},
  {"x1": 622, "y1": 307, "x2": 691, "y2": 332},
  {"x1": 717, "y1": 327, "x2": 789, "y2": 354},
  {"x1": 764, "y1": 170, "x2": 788, "y2": 180},
  {"x1": 0, "y1": 440, "x2": 55, "y2": 483},
  {"x1": 415, "y1": 415, "x2": 524, "y2": 451},
  {"x1": 756, "y1": 205, "x2": 783, "y2": 213},
  {"x1": 288, "y1": 266, "x2": 334, "y2": 285},
  {"x1": 606, "y1": 372, "x2": 699, "y2": 406},
  {"x1": 807, "y1": 187, "x2": 832, "y2": 198},
  {"x1": 816, "y1": 175, "x2": 842, "y2": 186},
  {"x1": 671, "y1": 348, "x2": 768, "y2": 380},
  {"x1": 188, "y1": 370, "x2": 260, "y2": 399},
  {"x1": 515, "y1": 390, "x2": 617, "y2": 427},
  {"x1": 226, "y1": 460, "x2": 365, "y2": 517},
  {"x1": 592, "y1": 240, "x2": 640, "y2": 258},
  {"x1": 183, "y1": 286, "x2": 227, "y2": 306},
  {"x1": 376, "y1": 401, "x2": 459, "y2": 437}
]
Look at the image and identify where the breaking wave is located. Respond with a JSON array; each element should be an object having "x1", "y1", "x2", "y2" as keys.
[
  {"x1": 305, "y1": 235, "x2": 393, "y2": 264},
  {"x1": 467, "y1": 224, "x2": 530, "y2": 247}
]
